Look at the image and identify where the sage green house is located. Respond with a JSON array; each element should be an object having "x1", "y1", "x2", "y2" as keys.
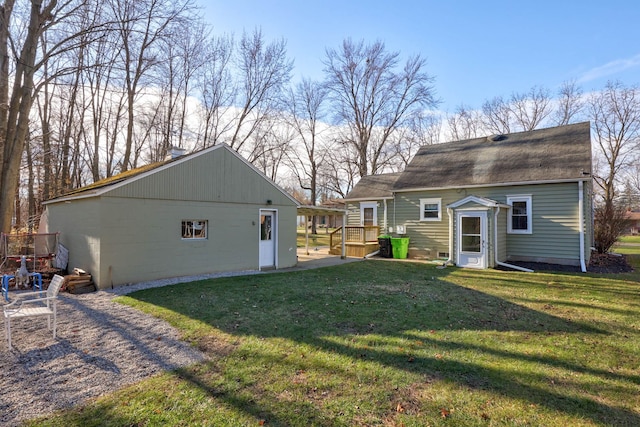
[
  {"x1": 41, "y1": 144, "x2": 299, "y2": 289},
  {"x1": 344, "y1": 122, "x2": 593, "y2": 271}
]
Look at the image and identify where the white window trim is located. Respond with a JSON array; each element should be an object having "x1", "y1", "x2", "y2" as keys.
[
  {"x1": 420, "y1": 198, "x2": 442, "y2": 221},
  {"x1": 182, "y1": 219, "x2": 208, "y2": 239},
  {"x1": 507, "y1": 195, "x2": 532, "y2": 234},
  {"x1": 359, "y1": 202, "x2": 378, "y2": 226}
]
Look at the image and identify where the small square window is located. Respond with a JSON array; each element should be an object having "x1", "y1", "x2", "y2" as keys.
[
  {"x1": 420, "y1": 198, "x2": 441, "y2": 221},
  {"x1": 182, "y1": 220, "x2": 207, "y2": 239},
  {"x1": 507, "y1": 196, "x2": 532, "y2": 234}
]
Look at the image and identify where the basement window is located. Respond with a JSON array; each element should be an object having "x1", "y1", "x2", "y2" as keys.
[{"x1": 182, "y1": 220, "x2": 208, "y2": 239}]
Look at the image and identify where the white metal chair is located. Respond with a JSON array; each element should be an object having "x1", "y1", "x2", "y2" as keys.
[{"x1": 3, "y1": 274, "x2": 64, "y2": 349}]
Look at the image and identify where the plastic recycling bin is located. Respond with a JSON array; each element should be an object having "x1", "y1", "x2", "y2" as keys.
[
  {"x1": 391, "y1": 237, "x2": 410, "y2": 259},
  {"x1": 377, "y1": 235, "x2": 392, "y2": 258}
]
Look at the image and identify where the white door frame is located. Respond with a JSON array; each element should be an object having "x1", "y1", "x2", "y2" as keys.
[
  {"x1": 360, "y1": 202, "x2": 378, "y2": 226},
  {"x1": 259, "y1": 209, "x2": 277, "y2": 270},
  {"x1": 456, "y1": 210, "x2": 488, "y2": 269}
]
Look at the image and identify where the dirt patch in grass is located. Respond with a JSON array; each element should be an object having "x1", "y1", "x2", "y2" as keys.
[{"x1": 195, "y1": 335, "x2": 238, "y2": 357}]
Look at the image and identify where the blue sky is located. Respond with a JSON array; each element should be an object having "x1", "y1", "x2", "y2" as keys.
[{"x1": 198, "y1": 0, "x2": 640, "y2": 112}]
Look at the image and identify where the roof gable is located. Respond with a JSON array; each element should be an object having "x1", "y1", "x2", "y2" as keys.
[
  {"x1": 394, "y1": 122, "x2": 592, "y2": 191},
  {"x1": 45, "y1": 144, "x2": 299, "y2": 206}
]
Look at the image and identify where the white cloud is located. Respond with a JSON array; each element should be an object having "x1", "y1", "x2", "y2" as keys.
[{"x1": 577, "y1": 53, "x2": 640, "y2": 83}]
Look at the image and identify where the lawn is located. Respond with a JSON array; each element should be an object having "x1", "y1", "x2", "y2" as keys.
[
  {"x1": 613, "y1": 235, "x2": 640, "y2": 255},
  {"x1": 619, "y1": 235, "x2": 640, "y2": 244},
  {"x1": 297, "y1": 227, "x2": 334, "y2": 248},
  {"x1": 28, "y1": 260, "x2": 640, "y2": 426}
]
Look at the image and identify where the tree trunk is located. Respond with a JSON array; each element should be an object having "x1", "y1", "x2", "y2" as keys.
[{"x1": 0, "y1": 0, "x2": 52, "y2": 233}]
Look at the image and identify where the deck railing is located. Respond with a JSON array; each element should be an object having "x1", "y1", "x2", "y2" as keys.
[{"x1": 330, "y1": 226, "x2": 380, "y2": 250}]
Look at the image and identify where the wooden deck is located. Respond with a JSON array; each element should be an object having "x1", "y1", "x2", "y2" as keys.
[{"x1": 329, "y1": 226, "x2": 380, "y2": 257}]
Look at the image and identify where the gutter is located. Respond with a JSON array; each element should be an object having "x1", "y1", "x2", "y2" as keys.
[
  {"x1": 393, "y1": 177, "x2": 592, "y2": 194},
  {"x1": 579, "y1": 181, "x2": 587, "y2": 272},
  {"x1": 494, "y1": 206, "x2": 534, "y2": 273}
]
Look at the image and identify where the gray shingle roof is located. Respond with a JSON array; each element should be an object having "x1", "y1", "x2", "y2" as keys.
[
  {"x1": 393, "y1": 122, "x2": 592, "y2": 191},
  {"x1": 344, "y1": 172, "x2": 402, "y2": 200}
]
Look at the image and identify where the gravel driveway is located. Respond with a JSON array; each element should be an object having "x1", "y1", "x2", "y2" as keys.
[{"x1": 0, "y1": 279, "x2": 212, "y2": 426}]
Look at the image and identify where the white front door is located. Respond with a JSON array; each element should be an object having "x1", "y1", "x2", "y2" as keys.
[
  {"x1": 360, "y1": 202, "x2": 378, "y2": 226},
  {"x1": 259, "y1": 210, "x2": 276, "y2": 269},
  {"x1": 456, "y1": 211, "x2": 487, "y2": 269}
]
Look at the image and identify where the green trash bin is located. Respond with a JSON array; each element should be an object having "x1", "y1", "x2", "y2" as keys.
[{"x1": 391, "y1": 237, "x2": 410, "y2": 259}]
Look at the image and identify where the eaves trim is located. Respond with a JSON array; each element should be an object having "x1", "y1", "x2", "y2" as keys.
[{"x1": 392, "y1": 177, "x2": 591, "y2": 194}]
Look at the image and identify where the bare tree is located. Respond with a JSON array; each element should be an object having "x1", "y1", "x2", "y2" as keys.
[
  {"x1": 229, "y1": 28, "x2": 293, "y2": 151},
  {"x1": 285, "y1": 78, "x2": 329, "y2": 233},
  {"x1": 323, "y1": 39, "x2": 437, "y2": 177},
  {"x1": 286, "y1": 79, "x2": 328, "y2": 207},
  {"x1": 106, "y1": 0, "x2": 194, "y2": 172},
  {"x1": 588, "y1": 81, "x2": 640, "y2": 207},
  {"x1": 245, "y1": 113, "x2": 294, "y2": 182},
  {"x1": 0, "y1": 0, "x2": 92, "y2": 233},
  {"x1": 553, "y1": 80, "x2": 584, "y2": 126},
  {"x1": 447, "y1": 104, "x2": 484, "y2": 141},
  {"x1": 481, "y1": 96, "x2": 512, "y2": 134},
  {"x1": 321, "y1": 139, "x2": 359, "y2": 198},
  {"x1": 593, "y1": 201, "x2": 630, "y2": 254},
  {"x1": 196, "y1": 33, "x2": 234, "y2": 148},
  {"x1": 150, "y1": 20, "x2": 209, "y2": 160},
  {"x1": 627, "y1": 162, "x2": 640, "y2": 206},
  {"x1": 390, "y1": 112, "x2": 441, "y2": 169},
  {"x1": 82, "y1": 32, "x2": 128, "y2": 181},
  {"x1": 509, "y1": 86, "x2": 552, "y2": 131},
  {"x1": 587, "y1": 81, "x2": 640, "y2": 251}
]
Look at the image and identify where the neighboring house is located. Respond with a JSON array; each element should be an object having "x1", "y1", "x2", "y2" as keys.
[
  {"x1": 625, "y1": 211, "x2": 640, "y2": 235},
  {"x1": 40, "y1": 144, "x2": 299, "y2": 289},
  {"x1": 344, "y1": 122, "x2": 593, "y2": 271}
]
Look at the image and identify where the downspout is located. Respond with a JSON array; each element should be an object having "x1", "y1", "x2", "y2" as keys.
[
  {"x1": 365, "y1": 250, "x2": 380, "y2": 259},
  {"x1": 393, "y1": 193, "x2": 396, "y2": 231},
  {"x1": 494, "y1": 206, "x2": 534, "y2": 273},
  {"x1": 446, "y1": 207, "x2": 454, "y2": 265},
  {"x1": 383, "y1": 199, "x2": 388, "y2": 233},
  {"x1": 579, "y1": 180, "x2": 587, "y2": 272}
]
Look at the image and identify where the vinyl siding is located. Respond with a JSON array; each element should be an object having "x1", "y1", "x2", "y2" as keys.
[
  {"x1": 346, "y1": 203, "x2": 358, "y2": 226},
  {"x1": 108, "y1": 147, "x2": 297, "y2": 207},
  {"x1": 583, "y1": 181, "x2": 593, "y2": 265},
  {"x1": 63, "y1": 197, "x2": 297, "y2": 289},
  {"x1": 346, "y1": 200, "x2": 392, "y2": 231},
  {"x1": 497, "y1": 183, "x2": 581, "y2": 264},
  {"x1": 44, "y1": 199, "x2": 102, "y2": 282},
  {"x1": 393, "y1": 191, "x2": 456, "y2": 258},
  {"x1": 393, "y1": 182, "x2": 587, "y2": 265},
  {"x1": 497, "y1": 208, "x2": 508, "y2": 263}
]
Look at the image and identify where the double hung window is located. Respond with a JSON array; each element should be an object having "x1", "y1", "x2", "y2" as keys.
[
  {"x1": 420, "y1": 198, "x2": 442, "y2": 221},
  {"x1": 507, "y1": 196, "x2": 532, "y2": 234}
]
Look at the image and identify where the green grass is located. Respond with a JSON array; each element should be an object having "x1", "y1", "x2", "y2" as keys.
[
  {"x1": 613, "y1": 235, "x2": 640, "y2": 254},
  {"x1": 619, "y1": 235, "x2": 640, "y2": 244},
  {"x1": 27, "y1": 262, "x2": 640, "y2": 426},
  {"x1": 297, "y1": 228, "x2": 334, "y2": 247}
]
